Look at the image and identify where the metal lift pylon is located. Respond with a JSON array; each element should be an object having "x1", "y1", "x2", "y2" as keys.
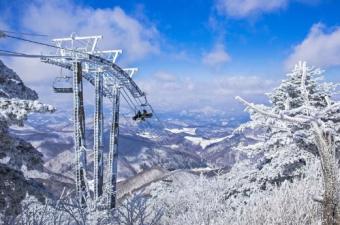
[
  {"x1": 93, "y1": 70, "x2": 104, "y2": 204},
  {"x1": 4, "y1": 33, "x2": 157, "y2": 210},
  {"x1": 108, "y1": 85, "x2": 120, "y2": 209},
  {"x1": 0, "y1": 31, "x2": 156, "y2": 211}
]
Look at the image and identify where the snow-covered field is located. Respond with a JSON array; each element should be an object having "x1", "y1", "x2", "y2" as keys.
[
  {"x1": 137, "y1": 131, "x2": 160, "y2": 140},
  {"x1": 184, "y1": 135, "x2": 229, "y2": 149},
  {"x1": 165, "y1": 127, "x2": 197, "y2": 135}
]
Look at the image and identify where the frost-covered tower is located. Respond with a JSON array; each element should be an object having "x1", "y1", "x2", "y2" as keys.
[{"x1": 40, "y1": 34, "x2": 153, "y2": 210}]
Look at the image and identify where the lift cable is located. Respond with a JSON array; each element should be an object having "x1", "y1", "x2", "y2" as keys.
[
  {"x1": 0, "y1": 50, "x2": 71, "y2": 59},
  {"x1": 121, "y1": 88, "x2": 138, "y2": 111},
  {"x1": 0, "y1": 29, "x2": 48, "y2": 37},
  {"x1": 120, "y1": 91, "x2": 138, "y2": 114},
  {"x1": 1, "y1": 33, "x2": 105, "y2": 60},
  {"x1": 3, "y1": 33, "x2": 62, "y2": 50}
]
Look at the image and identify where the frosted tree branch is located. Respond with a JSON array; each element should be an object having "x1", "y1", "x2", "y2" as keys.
[
  {"x1": 235, "y1": 96, "x2": 309, "y2": 124},
  {"x1": 0, "y1": 97, "x2": 55, "y2": 125},
  {"x1": 300, "y1": 61, "x2": 310, "y2": 108}
]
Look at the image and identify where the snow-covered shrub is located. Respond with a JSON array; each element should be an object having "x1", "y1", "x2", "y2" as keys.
[
  {"x1": 101, "y1": 193, "x2": 163, "y2": 225},
  {"x1": 146, "y1": 162, "x2": 322, "y2": 225},
  {"x1": 9, "y1": 191, "x2": 162, "y2": 225},
  {"x1": 4, "y1": 195, "x2": 72, "y2": 225},
  {"x1": 0, "y1": 98, "x2": 55, "y2": 126},
  {"x1": 234, "y1": 162, "x2": 322, "y2": 225}
]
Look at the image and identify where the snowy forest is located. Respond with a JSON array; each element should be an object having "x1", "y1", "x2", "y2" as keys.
[{"x1": 2, "y1": 1, "x2": 340, "y2": 225}]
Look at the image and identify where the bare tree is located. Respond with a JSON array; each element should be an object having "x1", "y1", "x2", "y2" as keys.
[{"x1": 102, "y1": 193, "x2": 163, "y2": 225}]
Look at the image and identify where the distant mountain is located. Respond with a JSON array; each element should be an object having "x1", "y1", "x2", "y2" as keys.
[
  {"x1": 12, "y1": 110, "x2": 208, "y2": 181},
  {"x1": 11, "y1": 107, "x2": 249, "y2": 182}
]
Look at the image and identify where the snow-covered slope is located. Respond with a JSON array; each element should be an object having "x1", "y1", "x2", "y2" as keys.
[
  {"x1": 14, "y1": 111, "x2": 207, "y2": 181},
  {"x1": 184, "y1": 135, "x2": 229, "y2": 149},
  {"x1": 25, "y1": 109, "x2": 246, "y2": 177},
  {"x1": 166, "y1": 127, "x2": 197, "y2": 135}
]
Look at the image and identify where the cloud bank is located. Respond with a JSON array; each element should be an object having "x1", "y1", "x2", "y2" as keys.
[
  {"x1": 138, "y1": 72, "x2": 275, "y2": 111},
  {"x1": 216, "y1": 0, "x2": 289, "y2": 18},
  {"x1": 202, "y1": 43, "x2": 231, "y2": 67},
  {"x1": 23, "y1": 0, "x2": 160, "y2": 62},
  {"x1": 286, "y1": 23, "x2": 340, "y2": 68},
  {"x1": 215, "y1": 0, "x2": 319, "y2": 18}
]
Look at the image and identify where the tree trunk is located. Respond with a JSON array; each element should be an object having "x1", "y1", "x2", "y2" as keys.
[{"x1": 312, "y1": 122, "x2": 340, "y2": 225}]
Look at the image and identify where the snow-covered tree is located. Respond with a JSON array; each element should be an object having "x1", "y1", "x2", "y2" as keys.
[
  {"x1": 0, "y1": 60, "x2": 56, "y2": 219},
  {"x1": 144, "y1": 164, "x2": 322, "y2": 225},
  {"x1": 236, "y1": 61, "x2": 340, "y2": 225},
  {"x1": 0, "y1": 98, "x2": 55, "y2": 126}
]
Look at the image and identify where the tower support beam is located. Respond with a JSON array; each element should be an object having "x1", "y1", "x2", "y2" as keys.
[
  {"x1": 108, "y1": 86, "x2": 120, "y2": 209},
  {"x1": 73, "y1": 61, "x2": 87, "y2": 206},
  {"x1": 94, "y1": 71, "x2": 104, "y2": 202}
]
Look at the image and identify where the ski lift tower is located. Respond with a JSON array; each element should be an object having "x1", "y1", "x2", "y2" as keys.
[{"x1": 41, "y1": 34, "x2": 150, "y2": 209}]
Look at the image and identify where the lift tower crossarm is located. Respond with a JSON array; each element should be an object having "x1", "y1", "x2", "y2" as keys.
[
  {"x1": 88, "y1": 54, "x2": 145, "y2": 98},
  {"x1": 52, "y1": 35, "x2": 103, "y2": 42},
  {"x1": 93, "y1": 69, "x2": 104, "y2": 204},
  {"x1": 123, "y1": 68, "x2": 138, "y2": 78}
]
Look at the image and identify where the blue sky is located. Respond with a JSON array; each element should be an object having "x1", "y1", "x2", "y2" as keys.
[{"x1": 1, "y1": 0, "x2": 340, "y2": 113}]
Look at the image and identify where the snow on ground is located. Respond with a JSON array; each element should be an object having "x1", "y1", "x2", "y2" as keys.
[
  {"x1": 166, "y1": 127, "x2": 197, "y2": 135},
  {"x1": 21, "y1": 165, "x2": 50, "y2": 179},
  {"x1": 166, "y1": 144, "x2": 180, "y2": 149},
  {"x1": 137, "y1": 131, "x2": 159, "y2": 140},
  {"x1": 190, "y1": 167, "x2": 215, "y2": 172},
  {"x1": 0, "y1": 156, "x2": 10, "y2": 164},
  {"x1": 88, "y1": 179, "x2": 94, "y2": 192},
  {"x1": 184, "y1": 136, "x2": 228, "y2": 149}
]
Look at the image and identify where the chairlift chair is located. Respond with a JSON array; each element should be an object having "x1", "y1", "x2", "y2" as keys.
[
  {"x1": 53, "y1": 76, "x2": 73, "y2": 93},
  {"x1": 52, "y1": 68, "x2": 73, "y2": 93},
  {"x1": 141, "y1": 103, "x2": 153, "y2": 119},
  {"x1": 132, "y1": 104, "x2": 153, "y2": 122},
  {"x1": 132, "y1": 110, "x2": 143, "y2": 121},
  {"x1": 142, "y1": 109, "x2": 153, "y2": 119}
]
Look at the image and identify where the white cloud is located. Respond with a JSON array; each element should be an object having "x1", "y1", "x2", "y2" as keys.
[
  {"x1": 22, "y1": 0, "x2": 160, "y2": 62},
  {"x1": 0, "y1": 20, "x2": 9, "y2": 32},
  {"x1": 216, "y1": 0, "x2": 289, "y2": 18},
  {"x1": 286, "y1": 23, "x2": 340, "y2": 68},
  {"x1": 138, "y1": 72, "x2": 275, "y2": 111},
  {"x1": 202, "y1": 43, "x2": 231, "y2": 67}
]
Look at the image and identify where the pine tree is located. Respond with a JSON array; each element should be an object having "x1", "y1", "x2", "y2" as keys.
[{"x1": 236, "y1": 61, "x2": 340, "y2": 225}]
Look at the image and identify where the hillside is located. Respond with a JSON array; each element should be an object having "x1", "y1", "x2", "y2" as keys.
[{"x1": 0, "y1": 60, "x2": 69, "y2": 219}]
